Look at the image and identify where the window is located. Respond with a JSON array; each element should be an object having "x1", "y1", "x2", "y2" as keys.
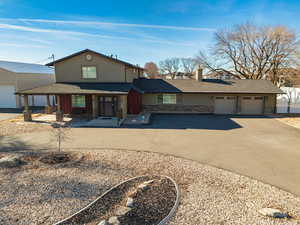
[
  {"x1": 254, "y1": 97, "x2": 264, "y2": 100},
  {"x1": 72, "y1": 95, "x2": 85, "y2": 107},
  {"x1": 157, "y1": 94, "x2": 176, "y2": 104},
  {"x1": 227, "y1": 96, "x2": 236, "y2": 100},
  {"x1": 82, "y1": 66, "x2": 97, "y2": 79}
]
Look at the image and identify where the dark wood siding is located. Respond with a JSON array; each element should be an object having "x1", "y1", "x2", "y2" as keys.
[
  {"x1": 60, "y1": 94, "x2": 72, "y2": 114},
  {"x1": 127, "y1": 89, "x2": 142, "y2": 114}
]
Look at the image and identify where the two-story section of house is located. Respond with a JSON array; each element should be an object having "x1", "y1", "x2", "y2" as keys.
[{"x1": 17, "y1": 49, "x2": 144, "y2": 121}]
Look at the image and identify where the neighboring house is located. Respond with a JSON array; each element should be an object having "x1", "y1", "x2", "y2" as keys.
[
  {"x1": 0, "y1": 60, "x2": 55, "y2": 108},
  {"x1": 204, "y1": 71, "x2": 238, "y2": 80},
  {"x1": 164, "y1": 72, "x2": 193, "y2": 80},
  {"x1": 17, "y1": 49, "x2": 283, "y2": 122}
]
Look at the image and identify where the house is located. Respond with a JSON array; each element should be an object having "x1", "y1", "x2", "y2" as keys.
[
  {"x1": 0, "y1": 60, "x2": 55, "y2": 108},
  {"x1": 16, "y1": 49, "x2": 283, "y2": 122},
  {"x1": 203, "y1": 71, "x2": 238, "y2": 80},
  {"x1": 164, "y1": 72, "x2": 194, "y2": 80}
]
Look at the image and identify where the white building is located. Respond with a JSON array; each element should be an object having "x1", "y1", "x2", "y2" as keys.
[{"x1": 0, "y1": 60, "x2": 55, "y2": 108}]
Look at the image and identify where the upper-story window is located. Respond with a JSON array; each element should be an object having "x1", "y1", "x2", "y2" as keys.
[{"x1": 82, "y1": 66, "x2": 97, "y2": 79}]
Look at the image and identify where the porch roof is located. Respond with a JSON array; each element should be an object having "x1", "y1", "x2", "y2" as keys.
[{"x1": 16, "y1": 82, "x2": 135, "y2": 95}]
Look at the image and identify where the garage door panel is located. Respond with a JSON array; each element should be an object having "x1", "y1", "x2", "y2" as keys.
[
  {"x1": 214, "y1": 96, "x2": 236, "y2": 114},
  {"x1": 241, "y1": 96, "x2": 263, "y2": 114},
  {"x1": 0, "y1": 85, "x2": 16, "y2": 108}
]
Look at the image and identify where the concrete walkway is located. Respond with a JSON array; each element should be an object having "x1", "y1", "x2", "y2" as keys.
[{"x1": 1, "y1": 115, "x2": 300, "y2": 196}]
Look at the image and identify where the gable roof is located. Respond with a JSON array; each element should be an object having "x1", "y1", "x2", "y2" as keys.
[
  {"x1": 133, "y1": 78, "x2": 284, "y2": 94},
  {"x1": 46, "y1": 49, "x2": 144, "y2": 70},
  {"x1": 0, "y1": 60, "x2": 54, "y2": 74}
]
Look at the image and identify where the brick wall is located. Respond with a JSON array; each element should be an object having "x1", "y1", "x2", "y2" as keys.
[{"x1": 142, "y1": 104, "x2": 213, "y2": 113}]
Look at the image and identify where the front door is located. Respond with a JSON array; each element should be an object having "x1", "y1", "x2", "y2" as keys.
[{"x1": 99, "y1": 96, "x2": 118, "y2": 117}]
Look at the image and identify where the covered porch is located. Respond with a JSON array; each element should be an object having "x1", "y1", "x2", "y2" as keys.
[{"x1": 16, "y1": 83, "x2": 142, "y2": 124}]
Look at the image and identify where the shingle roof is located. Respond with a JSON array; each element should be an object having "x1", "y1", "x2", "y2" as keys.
[
  {"x1": 133, "y1": 78, "x2": 284, "y2": 94},
  {"x1": 0, "y1": 60, "x2": 54, "y2": 74},
  {"x1": 17, "y1": 78, "x2": 283, "y2": 95},
  {"x1": 16, "y1": 82, "x2": 134, "y2": 95},
  {"x1": 46, "y1": 49, "x2": 144, "y2": 70}
]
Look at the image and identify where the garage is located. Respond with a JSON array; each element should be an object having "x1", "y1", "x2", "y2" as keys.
[
  {"x1": 214, "y1": 96, "x2": 236, "y2": 114},
  {"x1": 241, "y1": 96, "x2": 264, "y2": 114},
  {"x1": 0, "y1": 85, "x2": 16, "y2": 108}
]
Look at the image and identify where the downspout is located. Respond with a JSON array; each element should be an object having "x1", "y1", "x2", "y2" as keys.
[
  {"x1": 274, "y1": 94, "x2": 277, "y2": 114},
  {"x1": 124, "y1": 66, "x2": 127, "y2": 83}
]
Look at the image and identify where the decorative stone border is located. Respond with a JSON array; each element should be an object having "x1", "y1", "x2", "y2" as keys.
[
  {"x1": 53, "y1": 175, "x2": 180, "y2": 225},
  {"x1": 158, "y1": 176, "x2": 180, "y2": 225}
]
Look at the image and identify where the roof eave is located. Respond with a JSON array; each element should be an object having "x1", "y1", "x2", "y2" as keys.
[{"x1": 45, "y1": 49, "x2": 144, "y2": 70}]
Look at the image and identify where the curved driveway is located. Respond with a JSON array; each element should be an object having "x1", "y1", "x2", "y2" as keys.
[{"x1": 2, "y1": 115, "x2": 300, "y2": 196}]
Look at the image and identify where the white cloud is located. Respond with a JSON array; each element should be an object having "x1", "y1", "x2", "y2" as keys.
[
  {"x1": 0, "y1": 42, "x2": 46, "y2": 48},
  {"x1": 18, "y1": 18, "x2": 216, "y2": 32},
  {"x1": 0, "y1": 22, "x2": 198, "y2": 46}
]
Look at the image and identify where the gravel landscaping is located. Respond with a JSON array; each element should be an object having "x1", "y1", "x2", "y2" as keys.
[
  {"x1": 0, "y1": 117, "x2": 53, "y2": 136},
  {"x1": 0, "y1": 150, "x2": 300, "y2": 225},
  {"x1": 56, "y1": 175, "x2": 177, "y2": 225}
]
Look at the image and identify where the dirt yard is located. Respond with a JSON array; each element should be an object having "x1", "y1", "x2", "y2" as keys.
[
  {"x1": 276, "y1": 116, "x2": 300, "y2": 130},
  {"x1": 0, "y1": 114, "x2": 72, "y2": 136},
  {"x1": 0, "y1": 150, "x2": 299, "y2": 225}
]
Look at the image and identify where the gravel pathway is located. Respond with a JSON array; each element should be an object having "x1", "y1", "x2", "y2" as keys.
[{"x1": 0, "y1": 150, "x2": 299, "y2": 225}]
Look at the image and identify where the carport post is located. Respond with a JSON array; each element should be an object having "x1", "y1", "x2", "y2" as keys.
[
  {"x1": 45, "y1": 95, "x2": 53, "y2": 114},
  {"x1": 23, "y1": 94, "x2": 32, "y2": 121},
  {"x1": 56, "y1": 95, "x2": 63, "y2": 122}
]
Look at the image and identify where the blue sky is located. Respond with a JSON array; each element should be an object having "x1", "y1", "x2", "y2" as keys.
[{"x1": 0, "y1": 0, "x2": 300, "y2": 66}]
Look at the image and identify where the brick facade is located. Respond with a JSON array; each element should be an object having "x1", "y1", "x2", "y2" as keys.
[{"x1": 142, "y1": 104, "x2": 214, "y2": 113}]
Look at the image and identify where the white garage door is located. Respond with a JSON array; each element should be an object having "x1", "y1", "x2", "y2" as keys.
[
  {"x1": 241, "y1": 96, "x2": 264, "y2": 114},
  {"x1": 214, "y1": 96, "x2": 236, "y2": 114},
  {"x1": 0, "y1": 85, "x2": 16, "y2": 108},
  {"x1": 33, "y1": 95, "x2": 47, "y2": 106}
]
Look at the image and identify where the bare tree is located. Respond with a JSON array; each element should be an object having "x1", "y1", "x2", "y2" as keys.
[
  {"x1": 197, "y1": 23, "x2": 300, "y2": 86},
  {"x1": 283, "y1": 87, "x2": 300, "y2": 113},
  {"x1": 144, "y1": 62, "x2": 159, "y2": 78},
  {"x1": 159, "y1": 58, "x2": 180, "y2": 79},
  {"x1": 51, "y1": 123, "x2": 70, "y2": 152},
  {"x1": 181, "y1": 58, "x2": 198, "y2": 74}
]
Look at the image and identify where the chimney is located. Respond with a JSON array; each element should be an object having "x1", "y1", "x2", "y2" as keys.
[{"x1": 195, "y1": 66, "x2": 203, "y2": 81}]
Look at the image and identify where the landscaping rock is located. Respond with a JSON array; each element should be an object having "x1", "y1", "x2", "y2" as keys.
[
  {"x1": 137, "y1": 180, "x2": 154, "y2": 190},
  {"x1": 258, "y1": 208, "x2": 289, "y2": 218},
  {"x1": 126, "y1": 197, "x2": 134, "y2": 208},
  {"x1": 0, "y1": 155, "x2": 22, "y2": 168},
  {"x1": 128, "y1": 189, "x2": 138, "y2": 198},
  {"x1": 115, "y1": 206, "x2": 131, "y2": 216},
  {"x1": 98, "y1": 220, "x2": 109, "y2": 225},
  {"x1": 108, "y1": 216, "x2": 120, "y2": 225}
]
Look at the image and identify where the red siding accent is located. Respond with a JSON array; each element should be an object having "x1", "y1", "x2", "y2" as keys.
[
  {"x1": 60, "y1": 95, "x2": 72, "y2": 114},
  {"x1": 127, "y1": 89, "x2": 142, "y2": 114}
]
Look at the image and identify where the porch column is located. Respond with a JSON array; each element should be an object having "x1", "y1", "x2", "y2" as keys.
[
  {"x1": 23, "y1": 95, "x2": 32, "y2": 121},
  {"x1": 119, "y1": 95, "x2": 127, "y2": 118},
  {"x1": 56, "y1": 95, "x2": 63, "y2": 122},
  {"x1": 45, "y1": 95, "x2": 53, "y2": 114},
  {"x1": 92, "y1": 95, "x2": 98, "y2": 119}
]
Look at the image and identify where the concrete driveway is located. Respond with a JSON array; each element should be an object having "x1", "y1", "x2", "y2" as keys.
[{"x1": 1, "y1": 115, "x2": 300, "y2": 196}]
